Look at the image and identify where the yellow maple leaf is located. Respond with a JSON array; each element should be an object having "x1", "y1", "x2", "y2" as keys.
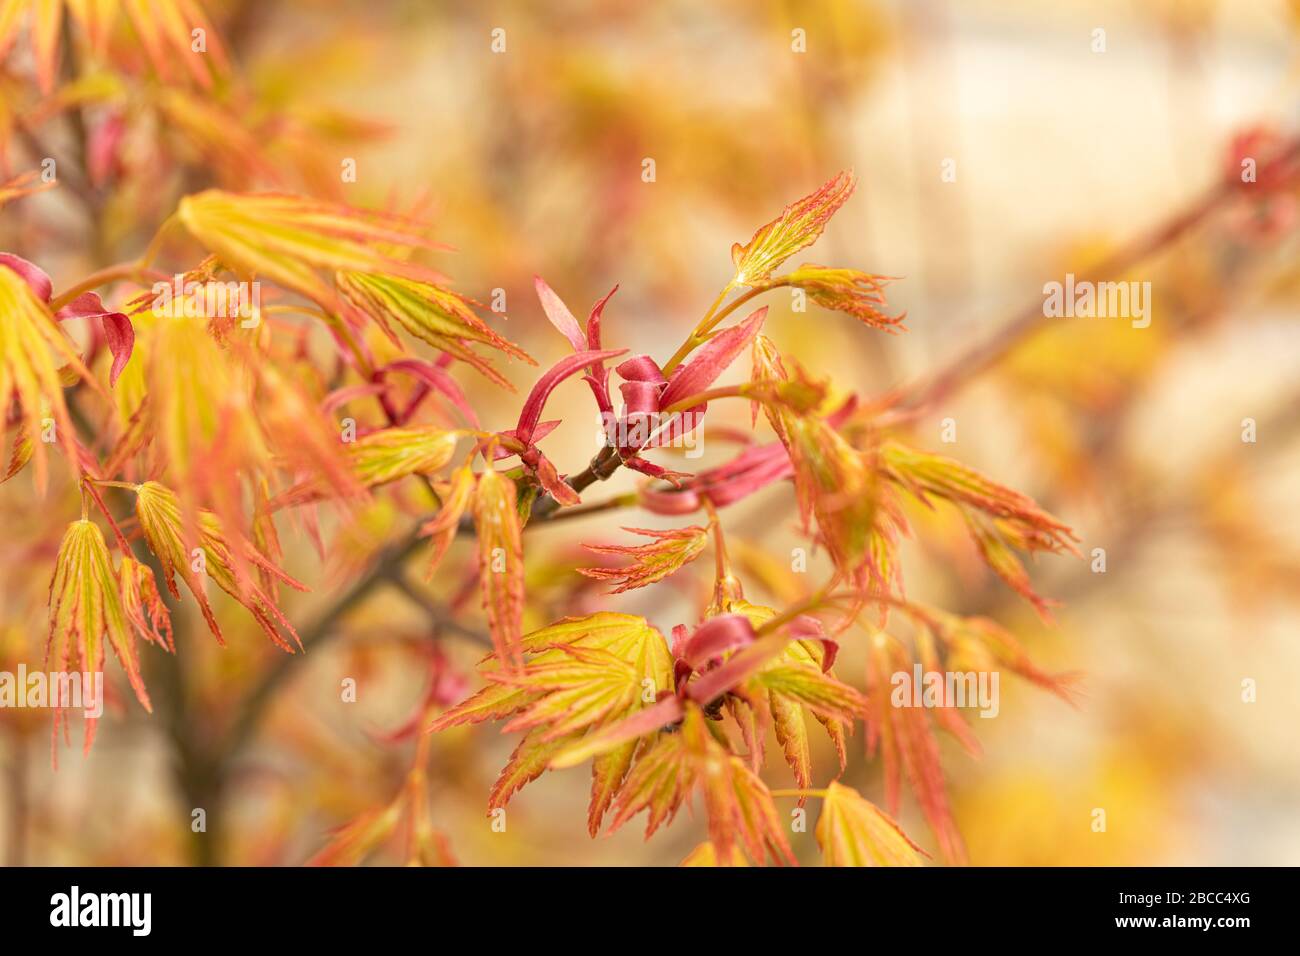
[{"x1": 816, "y1": 781, "x2": 927, "y2": 867}]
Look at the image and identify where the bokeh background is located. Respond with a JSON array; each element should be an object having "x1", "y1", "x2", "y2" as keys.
[{"x1": 2, "y1": 0, "x2": 1299, "y2": 865}]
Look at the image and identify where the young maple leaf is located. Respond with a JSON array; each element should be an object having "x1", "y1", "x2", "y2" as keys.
[
  {"x1": 491, "y1": 645, "x2": 641, "y2": 741},
  {"x1": 176, "y1": 191, "x2": 445, "y2": 314},
  {"x1": 46, "y1": 519, "x2": 153, "y2": 753},
  {"x1": 776, "y1": 265, "x2": 906, "y2": 332},
  {"x1": 866, "y1": 631, "x2": 966, "y2": 865},
  {"x1": 0, "y1": 257, "x2": 99, "y2": 493},
  {"x1": 337, "y1": 271, "x2": 534, "y2": 388},
  {"x1": 420, "y1": 464, "x2": 476, "y2": 578},
  {"x1": 253, "y1": 361, "x2": 362, "y2": 504},
  {"x1": 307, "y1": 780, "x2": 457, "y2": 867},
  {"x1": 577, "y1": 526, "x2": 709, "y2": 593},
  {"x1": 815, "y1": 781, "x2": 927, "y2": 867},
  {"x1": 134, "y1": 480, "x2": 307, "y2": 650},
  {"x1": 928, "y1": 608, "x2": 1081, "y2": 706},
  {"x1": 880, "y1": 440, "x2": 1080, "y2": 619},
  {"x1": 784, "y1": 417, "x2": 879, "y2": 584},
  {"x1": 115, "y1": 303, "x2": 350, "y2": 565},
  {"x1": 549, "y1": 607, "x2": 850, "y2": 775},
  {"x1": 123, "y1": 0, "x2": 230, "y2": 89},
  {"x1": 1, "y1": 0, "x2": 228, "y2": 93},
  {"x1": 277, "y1": 425, "x2": 460, "y2": 508},
  {"x1": 754, "y1": 646, "x2": 867, "y2": 794},
  {"x1": 141, "y1": 311, "x2": 270, "y2": 556},
  {"x1": 608, "y1": 703, "x2": 795, "y2": 866},
  {"x1": 118, "y1": 555, "x2": 174, "y2": 652},
  {"x1": 731, "y1": 171, "x2": 856, "y2": 286},
  {"x1": 427, "y1": 612, "x2": 674, "y2": 835},
  {"x1": 718, "y1": 601, "x2": 865, "y2": 796},
  {"x1": 472, "y1": 468, "x2": 526, "y2": 666},
  {"x1": 748, "y1": 336, "x2": 885, "y2": 588},
  {"x1": 1, "y1": 428, "x2": 33, "y2": 485}
]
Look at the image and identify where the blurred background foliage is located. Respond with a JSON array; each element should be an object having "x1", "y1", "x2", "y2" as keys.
[{"x1": 2, "y1": 0, "x2": 1299, "y2": 865}]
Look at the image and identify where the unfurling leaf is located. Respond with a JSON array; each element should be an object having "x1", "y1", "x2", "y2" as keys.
[
  {"x1": 177, "y1": 191, "x2": 443, "y2": 312},
  {"x1": 472, "y1": 469, "x2": 526, "y2": 666},
  {"x1": 778, "y1": 265, "x2": 905, "y2": 332},
  {"x1": 134, "y1": 480, "x2": 307, "y2": 650},
  {"x1": 578, "y1": 526, "x2": 709, "y2": 593},
  {"x1": 344, "y1": 426, "x2": 460, "y2": 488},
  {"x1": 750, "y1": 337, "x2": 883, "y2": 588},
  {"x1": 881, "y1": 440, "x2": 1079, "y2": 617},
  {"x1": 731, "y1": 171, "x2": 855, "y2": 285},
  {"x1": 337, "y1": 271, "x2": 533, "y2": 387},
  {"x1": 278, "y1": 426, "x2": 457, "y2": 509},
  {"x1": 928, "y1": 609, "x2": 1081, "y2": 706},
  {"x1": 421, "y1": 464, "x2": 476, "y2": 578},
  {"x1": 118, "y1": 555, "x2": 174, "y2": 652}
]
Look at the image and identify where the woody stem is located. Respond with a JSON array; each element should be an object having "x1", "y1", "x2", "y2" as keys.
[
  {"x1": 528, "y1": 444, "x2": 622, "y2": 521},
  {"x1": 897, "y1": 135, "x2": 1300, "y2": 416}
]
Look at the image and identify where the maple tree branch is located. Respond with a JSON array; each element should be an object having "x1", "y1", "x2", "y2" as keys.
[
  {"x1": 383, "y1": 571, "x2": 492, "y2": 647},
  {"x1": 220, "y1": 528, "x2": 427, "y2": 762},
  {"x1": 179, "y1": 519, "x2": 467, "y2": 862},
  {"x1": 530, "y1": 491, "x2": 639, "y2": 525},
  {"x1": 529, "y1": 443, "x2": 622, "y2": 521},
  {"x1": 896, "y1": 136, "x2": 1300, "y2": 417}
]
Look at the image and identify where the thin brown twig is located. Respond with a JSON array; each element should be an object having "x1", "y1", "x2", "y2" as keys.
[
  {"x1": 219, "y1": 527, "x2": 426, "y2": 762},
  {"x1": 384, "y1": 571, "x2": 493, "y2": 647}
]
